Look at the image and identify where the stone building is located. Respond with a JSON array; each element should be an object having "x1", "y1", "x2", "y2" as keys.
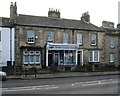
[
  {"x1": 9, "y1": 2, "x2": 120, "y2": 70},
  {"x1": 101, "y1": 21, "x2": 120, "y2": 67}
]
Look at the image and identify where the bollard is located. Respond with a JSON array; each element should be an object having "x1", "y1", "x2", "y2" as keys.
[
  {"x1": 25, "y1": 68, "x2": 27, "y2": 77},
  {"x1": 35, "y1": 68, "x2": 37, "y2": 78}
]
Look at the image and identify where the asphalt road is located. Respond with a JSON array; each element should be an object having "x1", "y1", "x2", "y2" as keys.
[{"x1": 2, "y1": 74, "x2": 120, "y2": 94}]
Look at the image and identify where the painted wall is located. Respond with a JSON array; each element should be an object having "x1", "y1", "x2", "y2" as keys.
[{"x1": 0, "y1": 27, "x2": 14, "y2": 67}]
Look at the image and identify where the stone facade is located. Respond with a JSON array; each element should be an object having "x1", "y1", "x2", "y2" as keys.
[
  {"x1": 8, "y1": 2, "x2": 120, "y2": 70},
  {"x1": 101, "y1": 21, "x2": 120, "y2": 67}
]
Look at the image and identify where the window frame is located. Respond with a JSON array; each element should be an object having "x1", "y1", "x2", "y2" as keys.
[
  {"x1": 77, "y1": 33, "x2": 83, "y2": 45},
  {"x1": 110, "y1": 53, "x2": 114, "y2": 63},
  {"x1": 91, "y1": 34, "x2": 97, "y2": 46},
  {"x1": 63, "y1": 32, "x2": 69, "y2": 43},
  {"x1": 23, "y1": 51, "x2": 41, "y2": 64},
  {"x1": 89, "y1": 51, "x2": 99, "y2": 62},
  {"x1": 110, "y1": 40, "x2": 115, "y2": 48},
  {"x1": 27, "y1": 30, "x2": 35, "y2": 44},
  {"x1": 47, "y1": 32, "x2": 54, "y2": 42}
]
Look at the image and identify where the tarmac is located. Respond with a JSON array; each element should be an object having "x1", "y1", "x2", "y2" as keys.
[{"x1": 7, "y1": 71, "x2": 120, "y2": 80}]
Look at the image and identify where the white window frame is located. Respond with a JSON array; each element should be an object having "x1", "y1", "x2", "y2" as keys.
[
  {"x1": 91, "y1": 34, "x2": 97, "y2": 45},
  {"x1": 35, "y1": 51, "x2": 41, "y2": 64},
  {"x1": 89, "y1": 51, "x2": 99, "y2": 62},
  {"x1": 23, "y1": 51, "x2": 41, "y2": 64},
  {"x1": 23, "y1": 51, "x2": 29, "y2": 64},
  {"x1": 29, "y1": 51, "x2": 35, "y2": 64},
  {"x1": 47, "y1": 32, "x2": 54, "y2": 42},
  {"x1": 110, "y1": 53, "x2": 114, "y2": 63},
  {"x1": 63, "y1": 32, "x2": 69, "y2": 43},
  {"x1": 110, "y1": 40, "x2": 115, "y2": 48},
  {"x1": 77, "y1": 33, "x2": 83, "y2": 45},
  {"x1": 27, "y1": 30, "x2": 35, "y2": 43}
]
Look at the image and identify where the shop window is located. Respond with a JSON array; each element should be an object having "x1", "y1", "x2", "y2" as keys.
[
  {"x1": 77, "y1": 33, "x2": 83, "y2": 45},
  {"x1": 89, "y1": 51, "x2": 99, "y2": 62},
  {"x1": 91, "y1": 34, "x2": 97, "y2": 45},
  {"x1": 27, "y1": 30, "x2": 35, "y2": 43}
]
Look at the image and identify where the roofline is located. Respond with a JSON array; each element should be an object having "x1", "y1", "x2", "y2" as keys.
[{"x1": 15, "y1": 24, "x2": 105, "y2": 32}]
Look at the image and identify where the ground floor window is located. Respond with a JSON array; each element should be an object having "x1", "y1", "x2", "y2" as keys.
[
  {"x1": 110, "y1": 53, "x2": 114, "y2": 63},
  {"x1": 48, "y1": 50, "x2": 76, "y2": 66},
  {"x1": 89, "y1": 50, "x2": 99, "y2": 62},
  {"x1": 23, "y1": 51, "x2": 41, "y2": 64}
]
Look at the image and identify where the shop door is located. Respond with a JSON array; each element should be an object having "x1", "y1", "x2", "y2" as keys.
[
  {"x1": 55, "y1": 54, "x2": 58, "y2": 66},
  {"x1": 48, "y1": 54, "x2": 53, "y2": 66}
]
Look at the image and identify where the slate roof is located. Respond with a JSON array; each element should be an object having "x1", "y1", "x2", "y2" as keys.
[
  {"x1": 0, "y1": 17, "x2": 11, "y2": 27},
  {"x1": 16, "y1": 14, "x2": 102, "y2": 31}
]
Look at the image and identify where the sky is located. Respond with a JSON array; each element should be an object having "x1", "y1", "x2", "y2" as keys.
[{"x1": 0, "y1": 0, "x2": 119, "y2": 27}]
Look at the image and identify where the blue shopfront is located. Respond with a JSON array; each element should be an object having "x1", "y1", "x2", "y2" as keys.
[{"x1": 46, "y1": 43, "x2": 83, "y2": 67}]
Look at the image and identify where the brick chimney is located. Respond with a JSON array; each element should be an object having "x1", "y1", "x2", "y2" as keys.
[
  {"x1": 81, "y1": 12, "x2": 90, "y2": 23},
  {"x1": 48, "y1": 8, "x2": 60, "y2": 18}
]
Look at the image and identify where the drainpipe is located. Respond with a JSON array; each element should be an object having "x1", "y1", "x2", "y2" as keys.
[{"x1": 10, "y1": 27, "x2": 12, "y2": 65}]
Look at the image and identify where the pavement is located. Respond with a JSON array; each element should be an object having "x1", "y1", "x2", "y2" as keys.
[{"x1": 6, "y1": 71, "x2": 120, "y2": 80}]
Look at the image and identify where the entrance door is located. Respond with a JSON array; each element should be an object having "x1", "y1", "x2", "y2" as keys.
[
  {"x1": 55, "y1": 54, "x2": 58, "y2": 66},
  {"x1": 48, "y1": 54, "x2": 53, "y2": 66},
  {"x1": 77, "y1": 51, "x2": 81, "y2": 65}
]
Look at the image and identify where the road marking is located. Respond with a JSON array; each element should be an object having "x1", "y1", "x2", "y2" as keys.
[
  {"x1": 2, "y1": 85, "x2": 59, "y2": 92},
  {"x1": 71, "y1": 79, "x2": 119, "y2": 87}
]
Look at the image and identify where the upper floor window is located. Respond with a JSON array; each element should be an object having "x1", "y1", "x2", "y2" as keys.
[
  {"x1": 77, "y1": 33, "x2": 83, "y2": 45},
  {"x1": 63, "y1": 32, "x2": 69, "y2": 43},
  {"x1": 110, "y1": 40, "x2": 115, "y2": 48},
  {"x1": 27, "y1": 30, "x2": 35, "y2": 43},
  {"x1": 110, "y1": 53, "x2": 114, "y2": 63},
  {"x1": 91, "y1": 34, "x2": 97, "y2": 45},
  {"x1": 89, "y1": 51, "x2": 99, "y2": 62},
  {"x1": 47, "y1": 32, "x2": 54, "y2": 42}
]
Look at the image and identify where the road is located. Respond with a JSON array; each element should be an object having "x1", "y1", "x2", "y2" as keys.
[{"x1": 2, "y1": 74, "x2": 120, "y2": 94}]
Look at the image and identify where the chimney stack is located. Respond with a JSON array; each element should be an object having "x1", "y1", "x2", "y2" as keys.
[
  {"x1": 102, "y1": 21, "x2": 114, "y2": 28},
  {"x1": 48, "y1": 8, "x2": 60, "y2": 18},
  {"x1": 81, "y1": 11, "x2": 90, "y2": 23},
  {"x1": 10, "y1": 2, "x2": 17, "y2": 23}
]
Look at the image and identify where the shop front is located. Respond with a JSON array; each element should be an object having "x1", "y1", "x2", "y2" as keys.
[{"x1": 46, "y1": 43, "x2": 83, "y2": 67}]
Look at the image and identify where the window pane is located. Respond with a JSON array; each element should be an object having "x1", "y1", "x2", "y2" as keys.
[
  {"x1": 91, "y1": 34, "x2": 97, "y2": 45},
  {"x1": 27, "y1": 30, "x2": 35, "y2": 43},
  {"x1": 110, "y1": 54, "x2": 114, "y2": 63},
  {"x1": 89, "y1": 51, "x2": 93, "y2": 62},
  {"x1": 30, "y1": 55, "x2": 34, "y2": 63},
  {"x1": 110, "y1": 40, "x2": 115, "y2": 48},
  {"x1": 24, "y1": 55, "x2": 29, "y2": 64},
  {"x1": 63, "y1": 33, "x2": 69, "y2": 43},
  {"x1": 94, "y1": 51, "x2": 99, "y2": 62},
  {"x1": 89, "y1": 51, "x2": 99, "y2": 62},
  {"x1": 77, "y1": 33, "x2": 82, "y2": 45},
  {"x1": 35, "y1": 55, "x2": 40, "y2": 63},
  {"x1": 47, "y1": 32, "x2": 54, "y2": 42}
]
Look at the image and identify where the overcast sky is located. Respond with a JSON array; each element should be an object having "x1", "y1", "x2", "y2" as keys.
[{"x1": 0, "y1": 0, "x2": 119, "y2": 27}]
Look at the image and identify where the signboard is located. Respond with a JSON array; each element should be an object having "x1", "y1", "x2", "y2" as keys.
[{"x1": 47, "y1": 43, "x2": 78, "y2": 50}]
